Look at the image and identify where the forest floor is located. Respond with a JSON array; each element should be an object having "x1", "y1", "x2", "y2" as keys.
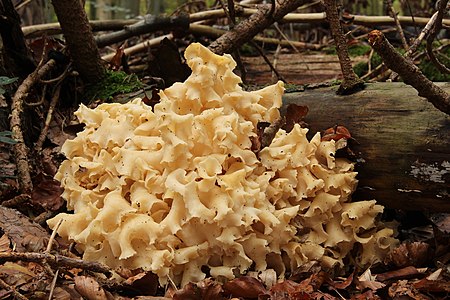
[{"x1": 0, "y1": 47, "x2": 449, "y2": 299}]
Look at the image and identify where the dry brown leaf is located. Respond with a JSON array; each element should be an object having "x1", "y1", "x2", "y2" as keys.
[
  {"x1": 0, "y1": 234, "x2": 11, "y2": 252},
  {"x1": 0, "y1": 262, "x2": 35, "y2": 286},
  {"x1": 172, "y1": 278, "x2": 223, "y2": 300},
  {"x1": 74, "y1": 276, "x2": 108, "y2": 300},
  {"x1": 52, "y1": 286, "x2": 78, "y2": 300},
  {"x1": 385, "y1": 241, "x2": 431, "y2": 268},
  {"x1": 284, "y1": 103, "x2": 309, "y2": 132},
  {"x1": 330, "y1": 271, "x2": 354, "y2": 290},
  {"x1": 109, "y1": 45, "x2": 125, "y2": 71},
  {"x1": 357, "y1": 268, "x2": 385, "y2": 291},
  {"x1": 223, "y1": 276, "x2": 267, "y2": 298},
  {"x1": 388, "y1": 279, "x2": 429, "y2": 300},
  {"x1": 269, "y1": 280, "x2": 299, "y2": 297},
  {"x1": 31, "y1": 173, "x2": 64, "y2": 211},
  {"x1": 123, "y1": 272, "x2": 158, "y2": 296},
  {"x1": 258, "y1": 269, "x2": 277, "y2": 288},
  {"x1": 0, "y1": 206, "x2": 49, "y2": 252},
  {"x1": 426, "y1": 268, "x2": 442, "y2": 281},
  {"x1": 350, "y1": 290, "x2": 381, "y2": 300}
]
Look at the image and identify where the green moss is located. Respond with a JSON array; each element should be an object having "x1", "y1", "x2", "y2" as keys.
[
  {"x1": 419, "y1": 47, "x2": 450, "y2": 81},
  {"x1": 348, "y1": 44, "x2": 371, "y2": 57},
  {"x1": 85, "y1": 70, "x2": 143, "y2": 102},
  {"x1": 323, "y1": 44, "x2": 371, "y2": 57}
]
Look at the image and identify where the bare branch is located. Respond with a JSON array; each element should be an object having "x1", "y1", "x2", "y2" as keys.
[{"x1": 369, "y1": 30, "x2": 450, "y2": 114}]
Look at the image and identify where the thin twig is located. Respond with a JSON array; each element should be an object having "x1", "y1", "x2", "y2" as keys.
[
  {"x1": 385, "y1": 0, "x2": 409, "y2": 50},
  {"x1": 45, "y1": 218, "x2": 63, "y2": 253},
  {"x1": 0, "y1": 277, "x2": 28, "y2": 300},
  {"x1": 34, "y1": 84, "x2": 62, "y2": 154},
  {"x1": 250, "y1": 41, "x2": 286, "y2": 82},
  {"x1": 10, "y1": 59, "x2": 57, "y2": 194},
  {"x1": 426, "y1": 0, "x2": 450, "y2": 74},
  {"x1": 0, "y1": 252, "x2": 112, "y2": 276},
  {"x1": 47, "y1": 269, "x2": 59, "y2": 300}
]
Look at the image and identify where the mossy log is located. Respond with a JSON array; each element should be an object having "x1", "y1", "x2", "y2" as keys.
[{"x1": 283, "y1": 82, "x2": 450, "y2": 212}]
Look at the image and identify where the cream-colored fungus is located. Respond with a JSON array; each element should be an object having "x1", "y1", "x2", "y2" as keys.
[{"x1": 48, "y1": 43, "x2": 397, "y2": 286}]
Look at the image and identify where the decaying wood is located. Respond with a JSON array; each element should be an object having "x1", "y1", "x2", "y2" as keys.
[
  {"x1": 101, "y1": 34, "x2": 173, "y2": 62},
  {"x1": 283, "y1": 82, "x2": 450, "y2": 212},
  {"x1": 368, "y1": 30, "x2": 450, "y2": 115},
  {"x1": 208, "y1": 0, "x2": 308, "y2": 55},
  {"x1": 20, "y1": 9, "x2": 450, "y2": 40},
  {"x1": 324, "y1": 0, "x2": 363, "y2": 95},
  {"x1": 22, "y1": 19, "x2": 136, "y2": 38},
  {"x1": 190, "y1": 24, "x2": 322, "y2": 50},
  {"x1": 95, "y1": 15, "x2": 190, "y2": 48},
  {"x1": 10, "y1": 59, "x2": 56, "y2": 195}
]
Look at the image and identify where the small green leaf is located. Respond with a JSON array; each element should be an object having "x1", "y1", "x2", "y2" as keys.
[
  {"x1": 0, "y1": 87, "x2": 5, "y2": 95},
  {"x1": 0, "y1": 136, "x2": 17, "y2": 144},
  {"x1": 0, "y1": 131, "x2": 17, "y2": 144},
  {"x1": 0, "y1": 76, "x2": 18, "y2": 85}
]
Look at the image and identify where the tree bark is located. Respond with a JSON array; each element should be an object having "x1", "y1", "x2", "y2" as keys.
[
  {"x1": 283, "y1": 82, "x2": 450, "y2": 212},
  {"x1": 0, "y1": 0, "x2": 35, "y2": 78},
  {"x1": 51, "y1": 0, "x2": 105, "y2": 84},
  {"x1": 208, "y1": 0, "x2": 308, "y2": 55},
  {"x1": 324, "y1": 0, "x2": 363, "y2": 95}
]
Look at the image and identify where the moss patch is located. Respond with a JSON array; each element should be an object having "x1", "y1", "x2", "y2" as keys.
[{"x1": 85, "y1": 70, "x2": 143, "y2": 102}]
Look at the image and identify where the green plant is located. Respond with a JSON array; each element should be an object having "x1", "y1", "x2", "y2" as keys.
[
  {"x1": 0, "y1": 131, "x2": 17, "y2": 144},
  {"x1": 0, "y1": 76, "x2": 18, "y2": 95},
  {"x1": 85, "y1": 70, "x2": 143, "y2": 102}
]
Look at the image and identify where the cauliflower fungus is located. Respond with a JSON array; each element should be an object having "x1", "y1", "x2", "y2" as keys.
[{"x1": 48, "y1": 43, "x2": 397, "y2": 286}]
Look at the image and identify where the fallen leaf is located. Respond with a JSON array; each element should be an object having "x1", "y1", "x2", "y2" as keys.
[
  {"x1": 385, "y1": 241, "x2": 431, "y2": 267},
  {"x1": 0, "y1": 206, "x2": 50, "y2": 252},
  {"x1": 31, "y1": 173, "x2": 64, "y2": 211},
  {"x1": 223, "y1": 276, "x2": 267, "y2": 298},
  {"x1": 284, "y1": 103, "x2": 309, "y2": 132},
  {"x1": 173, "y1": 278, "x2": 223, "y2": 300},
  {"x1": 0, "y1": 262, "x2": 35, "y2": 286},
  {"x1": 269, "y1": 280, "x2": 299, "y2": 298},
  {"x1": 388, "y1": 280, "x2": 427, "y2": 300},
  {"x1": 109, "y1": 45, "x2": 125, "y2": 71},
  {"x1": 350, "y1": 290, "x2": 381, "y2": 299},
  {"x1": 258, "y1": 269, "x2": 277, "y2": 289},
  {"x1": 357, "y1": 268, "x2": 385, "y2": 291},
  {"x1": 0, "y1": 234, "x2": 11, "y2": 252},
  {"x1": 329, "y1": 271, "x2": 354, "y2": 290},
  {"x1": 321, "y1": 125, "x2": 351, "y2": 142},
  {"x1": 426, "y1": 268, "x2": 442, "y2": 281},
  {"x1": 123, "y1": 272, "x2": 158, "y2": 296},
  {"x1": 74, "y1": 276, "x2": 108, "y2": 300}
]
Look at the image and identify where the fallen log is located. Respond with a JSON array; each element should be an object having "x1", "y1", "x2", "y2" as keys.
[{"x1": 283, "y1": 82, "x2": 450, "y2": 212}]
